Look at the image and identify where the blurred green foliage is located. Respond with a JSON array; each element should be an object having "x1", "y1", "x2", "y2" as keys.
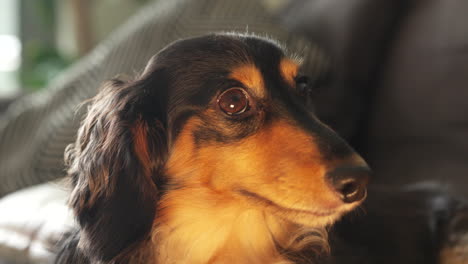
[
  {"x1": 21, "y1": 0, "x2": 150, "y2": 91},
  {"x1": 35, "y1": 0, "x2": 55, "y2": 26},
  {"x1": 21, "y1": 0, "x2": 72, "y2": 91},
  {"x1": 21, "y1": 40, "x2": 72, "y2": 91}
]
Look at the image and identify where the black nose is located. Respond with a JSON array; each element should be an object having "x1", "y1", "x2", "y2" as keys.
[{"x1": 326, "y1": 166, "x2": 371, "y2": 203}]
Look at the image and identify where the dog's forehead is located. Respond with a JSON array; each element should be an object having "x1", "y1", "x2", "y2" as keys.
[
  {"x1": 157, "y1": 34, "x2": 300, "y2": 98},
  {"x1": 162, "y1": 34, "x2": 285, "y2": 60},
  {"x1": 156, "y1": 35, "x2": 305, "y2": 142}
]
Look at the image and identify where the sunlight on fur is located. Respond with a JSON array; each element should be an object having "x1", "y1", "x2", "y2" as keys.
[{"x1": 153, "y1": 192, "x2": 330, "y2": 263}]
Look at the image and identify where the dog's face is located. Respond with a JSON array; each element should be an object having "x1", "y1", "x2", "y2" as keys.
[
  {"x1": 67, "y1": 34, "x2": 370, "y2": 262},
  {"x1": 156, "y1": 35, "x2": 369, "y2": 226}
]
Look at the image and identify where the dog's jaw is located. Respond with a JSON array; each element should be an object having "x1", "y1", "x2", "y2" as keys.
[{"x1": 152, "y1": 187, "x2": 328, "y2": 264}]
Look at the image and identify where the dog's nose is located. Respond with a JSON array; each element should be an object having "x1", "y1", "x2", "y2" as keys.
[{"x1": 326, "y1": 166, "x2": 371, "y2": 203}]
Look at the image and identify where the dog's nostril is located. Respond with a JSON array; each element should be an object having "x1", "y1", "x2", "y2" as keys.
[
  {"x1": 326, "y1": 166, "x2": 371, "y2": 203},
  {"x1": 336, "y1": 179, "x2": 361, "y2": 203},
  {"x1": 340, "y1": 181, "x2": 359, "y2": 197}
]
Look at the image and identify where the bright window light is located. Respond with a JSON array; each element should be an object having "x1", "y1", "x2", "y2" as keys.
[{"x1": 0, "y1": 34, "x2": 21, "y2": 72}]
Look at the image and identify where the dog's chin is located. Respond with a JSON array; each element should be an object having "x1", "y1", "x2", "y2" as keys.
[
  {"x1": 237, "y1": 189, "x2": 362, "y2": 227},
  {"x1": 277, "y1": 204, "x2": 358, "y2": 227}
]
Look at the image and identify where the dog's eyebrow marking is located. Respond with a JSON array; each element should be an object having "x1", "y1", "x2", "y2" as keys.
[
  {"x1": 228, "y1": 64, "x2": 265, "y2": 97},
  {"x1": 280, "y1": 59, "x2": 299, "y2": 86}
]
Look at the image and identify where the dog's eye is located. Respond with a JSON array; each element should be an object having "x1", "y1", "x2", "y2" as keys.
[
  {"x1": 295, "y1": 76, "x2": 310, "y2": 96},
  {"x1": 217, "y1": 88, "x2": 249, "y2": 115}
]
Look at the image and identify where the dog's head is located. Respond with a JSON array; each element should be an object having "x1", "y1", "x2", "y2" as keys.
[{"x1": 66, "y1": 33, "x2": 370, "y2": 262}]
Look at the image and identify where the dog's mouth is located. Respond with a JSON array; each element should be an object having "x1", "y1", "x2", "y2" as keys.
[{"x1": 237, "y1": 189, "x2": 340, "y2": 218}]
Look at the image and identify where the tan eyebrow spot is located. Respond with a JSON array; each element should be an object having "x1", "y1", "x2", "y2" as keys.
[
  {"x1": 229, "y1": 64, "x2": 265, "y2": 97},
  {"x1": 280, "y1": 59, "x2": 299, "y2": 86}
]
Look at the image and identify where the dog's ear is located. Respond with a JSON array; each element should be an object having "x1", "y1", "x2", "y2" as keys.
[{"x1": 65, "y1": 69, "x2": 168, "y2": 262}]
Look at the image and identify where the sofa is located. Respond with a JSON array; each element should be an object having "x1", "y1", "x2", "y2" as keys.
[{"x1": 1, "y1": 0, "x2": 467, "y2": 263}]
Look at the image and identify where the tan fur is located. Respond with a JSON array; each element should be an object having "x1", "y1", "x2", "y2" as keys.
[
  {"x1": 229, "y1": 64, "x2": 266, "y2": 97},
  {"x1": 440, "y1": 231, "x2": 468, "y2": 264},
  {"x1": 440, "y1": 246, "x2": 468, "y2": 264},
  {"x1": 151, "y1": 117, "x2": 357, "y2": 263},
  {"x1": 280, "y1": 59, "x2": 299, "y2": 86}
]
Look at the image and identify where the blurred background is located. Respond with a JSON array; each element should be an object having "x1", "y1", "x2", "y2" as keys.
[
  {"x1": 0, "y1": 0, "x2": 467, "y2": 263},
  {"x1": 0, "y1": 0, "x2": 149, "y2": 97}
]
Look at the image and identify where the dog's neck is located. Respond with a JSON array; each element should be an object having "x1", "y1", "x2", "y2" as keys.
[{"x1": 151, "y1": 187, "x2": 319, "y2": 264}]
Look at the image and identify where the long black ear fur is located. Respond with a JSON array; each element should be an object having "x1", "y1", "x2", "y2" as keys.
[{"x1": 57, "y1": 71, "x2": 168, "y2": 263}]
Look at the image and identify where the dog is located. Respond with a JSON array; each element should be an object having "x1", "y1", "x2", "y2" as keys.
[{"x1": 55, "y1": 33, "x2": 371, "y2": 264}]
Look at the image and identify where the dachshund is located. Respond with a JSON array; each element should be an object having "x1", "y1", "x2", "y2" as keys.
[{"x1": 55, "y1": 33, "x2": 371, "y2": 264}]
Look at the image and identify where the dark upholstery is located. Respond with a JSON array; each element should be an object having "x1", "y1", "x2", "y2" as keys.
[
  {"x1": 281, "y1": 0, "x2": 468, "y2": 199},
  {"x1": 363, "y1": 0, "x2": 468, "y2": 198}
]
